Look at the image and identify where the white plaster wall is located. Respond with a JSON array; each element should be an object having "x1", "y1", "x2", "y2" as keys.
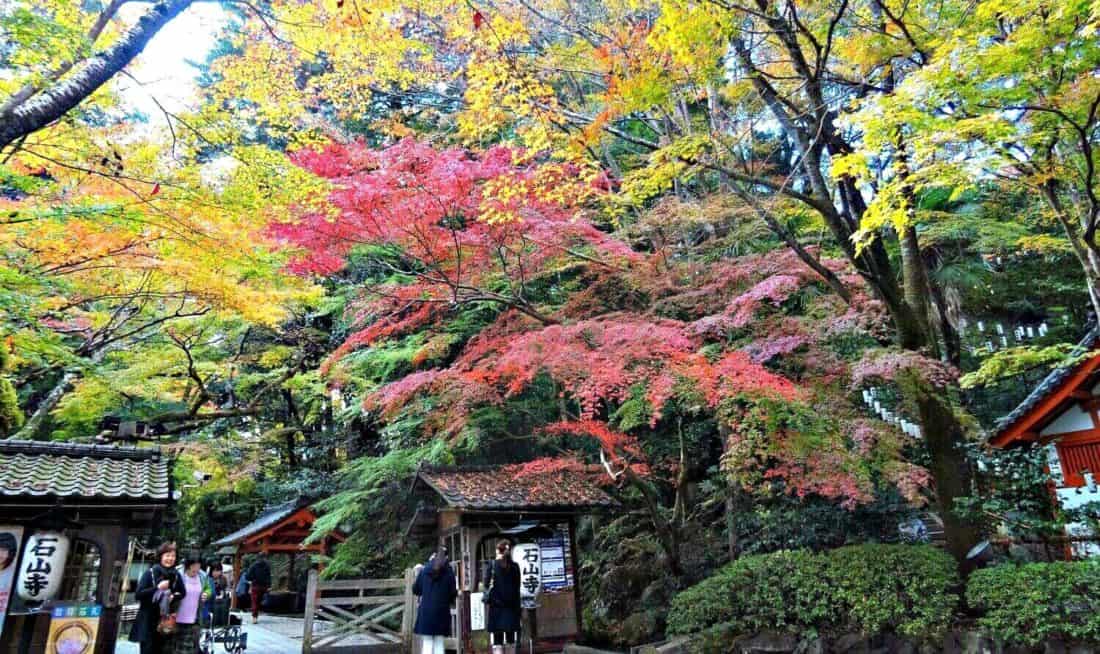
[{"x1": 1039, "y1": 404, "x2": 1094, "y2": 436}]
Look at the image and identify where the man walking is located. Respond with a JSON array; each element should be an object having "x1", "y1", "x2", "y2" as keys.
[{"x1": 246, "y1": 553, "x2": 272, "y2": 624}]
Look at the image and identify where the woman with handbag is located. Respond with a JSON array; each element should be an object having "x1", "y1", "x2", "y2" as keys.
[
  {"x1": 413, "y1": 546, "x2": 458, "y2": 654},
  {"x1": 129, "y1": 542, "x2": 187, "y2": 654},
  {"x1": 482, "y1": 540, "x2": 521, "y2": 654}
]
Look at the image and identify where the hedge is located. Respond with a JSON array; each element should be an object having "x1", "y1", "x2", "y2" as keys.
[
  {"x1": 667, "y1": 544, "x2": 957, "y2": 641},
  {"x1": 967, "y1": 560, "x2": 1100, "y2": 646}
]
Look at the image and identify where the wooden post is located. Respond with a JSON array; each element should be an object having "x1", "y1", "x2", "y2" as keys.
[
  {"x1": 231, "y1": 550, "x2": 242, "y2": 611},
  {"x1": 568, "y1": 517, "x2": 583, "y2": 640},
  {"x1": 303, "y1": 568, "x2": 319, "y2": 654},
  {"x1": 402, "y1": 567, "x2": 416, "y2": 653}
]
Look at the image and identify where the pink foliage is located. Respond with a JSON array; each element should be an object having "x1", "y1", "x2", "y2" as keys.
[
  {"x1": 455, "y1": 315, "x2": 698, "y2": 420},
  {"x1": 364, "y1": 369, "x2": 444, "y2": 420},
  {"x1": 741, "y1": 333, "x2": 810, "y2": 364},
  {"x1": 726, "y1": 274, "x2": 803, "y2": 328},
  {"x1": 850, "y1": 349, "x2": 959, "y2": 390},
  {"x1": 454, "y1": 314, "x2": 799, "y2": 425},
  {"x1": 885, "y1": 462, "x2": 933, "y2": 505},
  {"x1": 276, "y1": 138, "x2": 638, "y2": 364},
  {"x1": 276, "y1": 138, "x2": 632, "y2": 278}
]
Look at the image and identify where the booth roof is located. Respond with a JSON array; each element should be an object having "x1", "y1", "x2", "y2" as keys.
[
  {"x1": 211, "y1": 498, "x2": 310, "y2": 547},
  {"x1": 416, "y1": 464, "x2": 618, "y2": 511},
  {"x1": 0, "y1": 439, "x2": 170, "y2": 501}
]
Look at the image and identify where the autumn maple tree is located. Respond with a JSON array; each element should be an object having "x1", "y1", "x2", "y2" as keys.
[{"x1": 7, "y1": 0, "x2": 1100, "y2": 600}]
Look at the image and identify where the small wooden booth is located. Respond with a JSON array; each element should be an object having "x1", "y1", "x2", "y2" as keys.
[
  {"x1": 410, "y1": 464, "x2": 617, "y2": 654},
  {"x1": 991, "y1": 328, "x2": 1100, "y2": 558},
  {"x1": 211, "y1": 497, "x2": 343, "y2": 611},
  {"x1": 0, "y1": 439, "x2": 172, "y2": 654}
]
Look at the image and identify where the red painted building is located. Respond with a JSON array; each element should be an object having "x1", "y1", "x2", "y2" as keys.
[{"x1": 991, "y1": 329, "x2": 1100, "y2": 558}]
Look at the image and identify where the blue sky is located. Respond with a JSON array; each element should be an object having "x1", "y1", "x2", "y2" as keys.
[{"x1": 116, "y1": 3, "x2": 227, "y2": 117}]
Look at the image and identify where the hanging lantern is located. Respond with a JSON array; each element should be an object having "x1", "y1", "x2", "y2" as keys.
[
  {"x1": 511, "y1": 542, "x2": 541, "y2": 609},
  {"x1": 17, "y1": 531, "x2": 69, "y2": 603}
]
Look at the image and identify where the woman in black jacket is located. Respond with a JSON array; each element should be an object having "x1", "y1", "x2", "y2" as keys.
[
  {"x1": 129, "y1": 542, "x2": 186, "y2": 654},
  {"x1": 413, "y1": 546, "x2": 458, "y2": 654},
  {"x1": 483, "y1": 540, "x2": 521, "y2": 654}
]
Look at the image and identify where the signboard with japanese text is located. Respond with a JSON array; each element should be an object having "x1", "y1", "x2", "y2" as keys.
[
  {"x1": 538, "y1": 534, "x2": 568, "y2": 591},
  {"x1": 0, "y1": 525, "x2": 24, "y2": 643},
  {"x1": 17, "y1": 531, "x2": 70, "y2": 603},
  {"x1": 511, "y1": 542, "x2": 541, "y2": 609},
  {"x1": 45, "y1": 604, "x2": 101, "y2": 654},
  {"x1": 470, "y1": 591, "x2": 485, "y2": 630}
]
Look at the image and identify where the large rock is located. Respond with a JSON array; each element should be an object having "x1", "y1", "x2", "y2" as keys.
[
  {"x1": 832, "y1": 634, "x2": 869, "y2": 654},
  {"x1": 620, "y1": 612, "x2": 661, "y2": 646},
  {"x1": 636, "y1": 636, "x2": 691, "y2": 654},
  {"x1": 565, "y1": 644, "x2": 625, "y2": 654},
  {"x1": 738, "y1": 632, "x2": 799, "y2": 654}
]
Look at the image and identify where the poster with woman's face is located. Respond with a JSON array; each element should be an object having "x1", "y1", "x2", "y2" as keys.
[{"x1": 0, "y1": 526, "x2": 26, "y2": 643}]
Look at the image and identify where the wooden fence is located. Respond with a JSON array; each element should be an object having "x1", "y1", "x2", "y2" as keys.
[{"x1": 303, "y1": 568, "x2": 416, "y2": 654}]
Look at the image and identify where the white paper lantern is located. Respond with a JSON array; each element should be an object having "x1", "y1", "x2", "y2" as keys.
[
  {"x1": 511, "y1": 542, "x2": 541, "y2": 609},
  {"x1": 17, "y1": 531, "x2": 69, "y2": 603}
]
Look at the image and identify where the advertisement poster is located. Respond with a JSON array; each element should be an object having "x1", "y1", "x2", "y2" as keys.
[
  {"x1": 538, "y1": 533, "x2": 569, "y2": 591},
  {"x1": 45, "y1": 604, "x2": 102, "y2": 654},
  {"x1": 0, "y1": 525, "x2": 24, "y2": 643}
]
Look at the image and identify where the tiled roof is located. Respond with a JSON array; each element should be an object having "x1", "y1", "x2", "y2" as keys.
[
  {"x1": 211, "y1": 499, "x2": 309, "y2": 547},
  {"x1": 993, "y1": 327, "x2": 1100, "y2": 440},
  {"x1": 0, "y1": 439, "x2": 170, "y2": 501},
  {"x1": 416, "y1": 465, "x2": 618, "y2": 510}
]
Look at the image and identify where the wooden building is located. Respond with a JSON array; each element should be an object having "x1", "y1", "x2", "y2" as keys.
[
  {"x1": 409, "y1": 464, "x2": 618, "y2": 654},
  {"x1": 211, "y1": 497, "x2": 343, "y2": 608},
  {"x1": 991, "y1": 328, "x2": 1100, "y2": 558},
  {"x1": 0, "y1": 439, "x2": 172, "y2": 654}
]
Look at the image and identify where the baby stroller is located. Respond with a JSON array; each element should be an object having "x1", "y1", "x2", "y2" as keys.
[{"x1": 200, "y1": 593, "x2": 247, "y2": 654}]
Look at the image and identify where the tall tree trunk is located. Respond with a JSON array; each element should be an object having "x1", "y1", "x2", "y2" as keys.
[
  {"x1": 900, "y1": 226, "x2": 942, "y2": 359},
  {"x1": 12, "y1": 370, "x2": 76, "y2": 440},
  {"x1": 903, "y1": 373, "x2": 982, "y2": 563},
  {"x1": 0, "y1": 0, "x2": 193, "y2": 151},
  {"x1": 1042, "y1": 180, "x2": 1100, "y2": 319}
]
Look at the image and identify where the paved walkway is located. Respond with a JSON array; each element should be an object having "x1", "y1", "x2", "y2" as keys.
[
  {"x1": 114, "y1": 611, "x2": 393, "y2": 653},
  {"x1": 115, "y1": 612, "x2": 304, "y2": 654}
]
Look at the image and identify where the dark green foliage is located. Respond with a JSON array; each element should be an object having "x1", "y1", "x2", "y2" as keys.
[
  {"x1": 667, "y1": 545, "x2": 957, "y2": 641},
  {"x1": 823, "y1": 544, "x2": 958, "y2": 639},
  {"x1": 0, "y1": 376, "x2": 22, "y2": 437},
  {"x1": 730, "y1": 494, "x2": 914, "y2": 555},
  {"x1": 967, "y1": 561, "x2": 1100, "y2": 646},
  {"x1": 578, "y1": 513, "x2": 676, "y2": 647},
  {"x1": 666, "y1": 549, "x2": 833, "y2": 637},
  {"x1": 955, "y1": 443, "x2": 1079, "y2": 545},
  {"x1": 0, "y1": 344, "x2": 22, "y2": 437}
]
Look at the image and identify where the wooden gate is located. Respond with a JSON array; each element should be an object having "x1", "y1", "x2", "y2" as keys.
[{"x1": 303, "y1": 568, "x2": 417, "y2": 654}]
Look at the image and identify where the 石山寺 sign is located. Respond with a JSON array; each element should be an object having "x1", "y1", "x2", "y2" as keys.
[
  {"x1": 511, "y1": 542, "x2": 541, "y2": 609},
  {"x1": 17, "y1": 531, "x2": 70, "y2": 603}
]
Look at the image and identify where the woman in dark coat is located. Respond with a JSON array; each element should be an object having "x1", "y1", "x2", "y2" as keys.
[
  {"x1": 482, "y1": 540, "x2": 521, "y2": 654},
  {"x1": 413, "y1": 546, "x2": 457, "y2": 654},
  {"x1": 129, "y1": 541, "x2": 187, "y2": 654}
]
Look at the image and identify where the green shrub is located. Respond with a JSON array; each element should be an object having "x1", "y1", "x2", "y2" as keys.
[
  {"x1": 667, "y1": 549, "x2": 833, "y2": 637},
  {"x1": 967, "y1": 560, "x2": 1100, "y2": 646},
  {"x1": 825, "y1": 544, "x2": 957, "y2": 639},
  {"x1": 667, "y1": 544, "x2": 957, "y2": 642}
]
